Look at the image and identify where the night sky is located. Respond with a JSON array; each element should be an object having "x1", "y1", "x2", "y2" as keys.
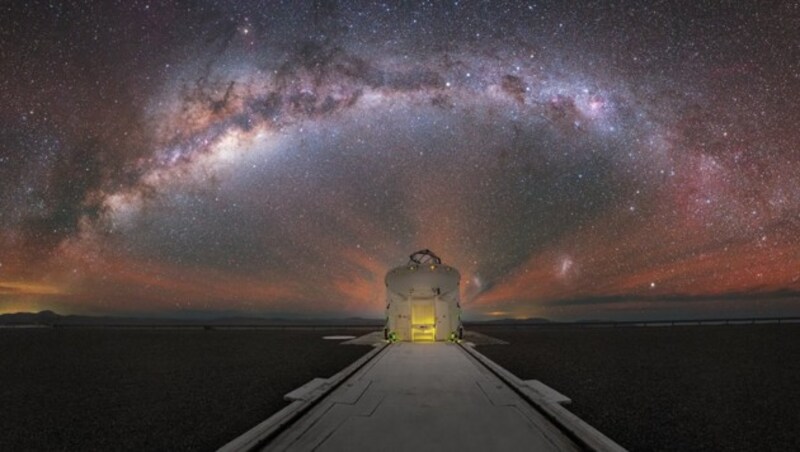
[{"x1": 1, "y1": 1, "x2": 799, "y2": 320}]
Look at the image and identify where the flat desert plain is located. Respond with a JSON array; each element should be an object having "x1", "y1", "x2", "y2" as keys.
[
  {"x1": 474, "y1": 324, "x2": 800, "y2": 451},
  {"x1": 0, "y1": 328, "x2": 372, "y2": 451}
]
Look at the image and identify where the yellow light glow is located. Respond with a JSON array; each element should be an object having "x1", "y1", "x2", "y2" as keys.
[
  {"x1": 411, "y1": 301, "x2": 436, "y2": 342},
  {"x1": 487, "y1": 310, "x2": 510, "y2": 317},
  {"x1": 0, "y1": 281, "x2": 64, "y2": 296}
]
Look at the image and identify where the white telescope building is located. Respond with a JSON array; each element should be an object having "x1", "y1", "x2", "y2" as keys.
[{"x1": 384, "y1": 250, "x2": 463, "y2": 342}]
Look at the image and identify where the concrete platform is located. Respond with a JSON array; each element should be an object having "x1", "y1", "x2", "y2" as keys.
[{"x1": 221, "y1": 341, "x2": 625, "y2": 452}]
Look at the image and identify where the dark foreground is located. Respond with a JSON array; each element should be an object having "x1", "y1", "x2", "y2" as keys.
[
  {"x1": 473, "y1": 324, "x2": 800, "y2": 451},
  {"x1": 0, "y1": 328, "x2": 372, "y2": 451}
]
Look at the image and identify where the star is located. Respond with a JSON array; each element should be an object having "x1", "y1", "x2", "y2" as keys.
[{"x1": 0, "y1": 1, "x2": 798, "y2": 321}]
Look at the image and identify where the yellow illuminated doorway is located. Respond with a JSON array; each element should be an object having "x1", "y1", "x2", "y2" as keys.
[{"x1": 411, "y1": 301, "x2": 435, "y2": 342}]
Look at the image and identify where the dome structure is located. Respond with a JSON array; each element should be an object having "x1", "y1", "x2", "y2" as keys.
[{"x1": 385, "y1": 250, "x2": 462, "y2": 342}]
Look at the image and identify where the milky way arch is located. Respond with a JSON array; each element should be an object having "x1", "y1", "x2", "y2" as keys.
[{"x1": 1, "y1": 2, "x2": 799, "y2": 319}]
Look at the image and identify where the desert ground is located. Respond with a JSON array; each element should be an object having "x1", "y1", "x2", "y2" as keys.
[
  {"x1": 0, "y1": 327, "x2": 372, "y2": 451},
  {"x1": 473, "y1": 324, "x2": 800, "y2": 451},
  {"x1": 4, "y1": 324, "x2": 799, "y2": 451}
]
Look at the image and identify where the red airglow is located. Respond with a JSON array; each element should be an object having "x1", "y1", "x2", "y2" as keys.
[{"x1": 474, "y1": 204, "x2": 800, "y2": 318}]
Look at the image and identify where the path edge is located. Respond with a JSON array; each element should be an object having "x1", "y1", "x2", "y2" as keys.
[
  {"x1": 218, "y1": 341, "x2": 389, "y2": 452},
  {"x1": 460, "y1": 342, "x2": 627, "y2": 452}
]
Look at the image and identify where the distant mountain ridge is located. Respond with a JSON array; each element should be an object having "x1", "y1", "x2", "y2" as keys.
[
  {"x1": 0, "y1": 311, "x2": 556, "y2": 327},
  {"x1": 0, "y1": 310, "x2": 384, "y2": 326},
  {"x1": 464, "y1": 317, "x2": 551, "y2": 325}
]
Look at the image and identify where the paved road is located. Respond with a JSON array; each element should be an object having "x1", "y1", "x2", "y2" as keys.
[{"x1": 265, "y1": 342, "x2": 578, "y2": 451}]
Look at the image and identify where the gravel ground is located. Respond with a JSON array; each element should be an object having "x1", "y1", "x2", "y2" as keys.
[
  {"x1": 472, "y1": 324, "x2": 800, "y2": 451},
  {"x1": 0, "y1": 328, "x2": 373, "y2": 451}
]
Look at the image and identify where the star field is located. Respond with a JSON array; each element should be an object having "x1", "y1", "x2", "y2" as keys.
[{"x1": 1, "y1": 1, "x2": 799, "y2": 320}]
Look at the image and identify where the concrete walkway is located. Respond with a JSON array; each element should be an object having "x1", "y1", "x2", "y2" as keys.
[{"x1": 263, "y1": 342, "x2": 579, "y2": 451}]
